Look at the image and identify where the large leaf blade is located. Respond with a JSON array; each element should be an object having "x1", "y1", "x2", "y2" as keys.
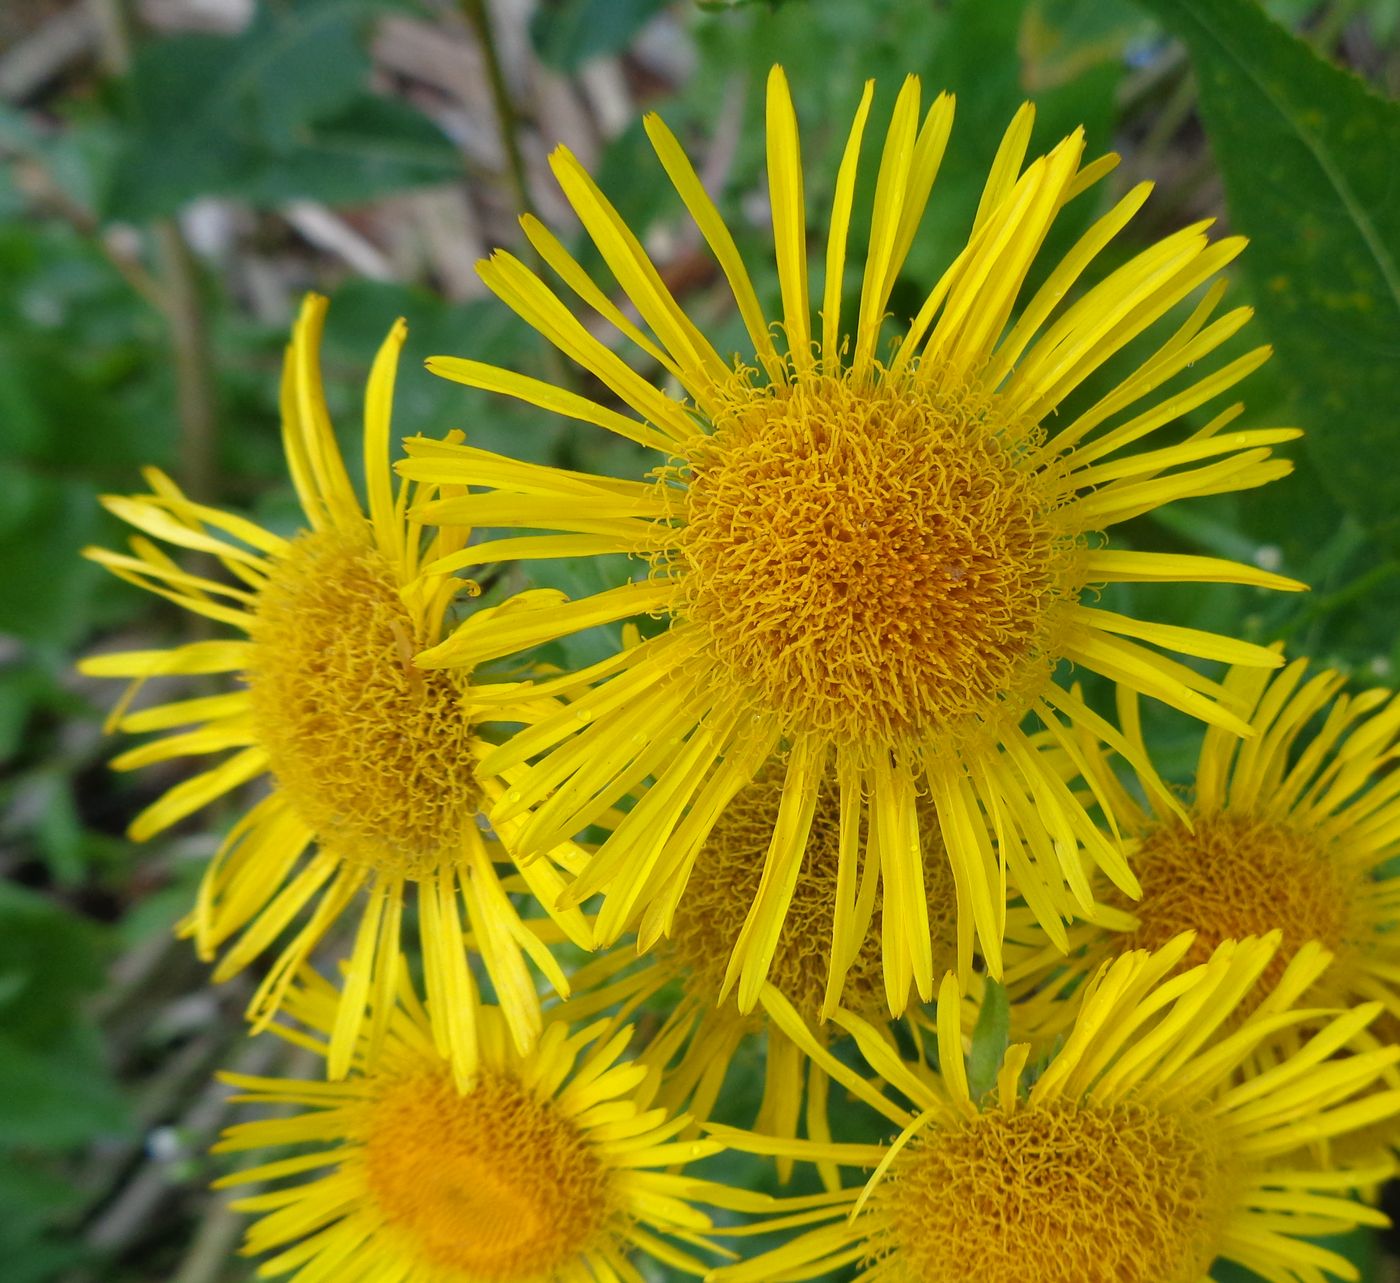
[{"x1": 1138, "y1": 0, "x2": 1400, "y2": 546}]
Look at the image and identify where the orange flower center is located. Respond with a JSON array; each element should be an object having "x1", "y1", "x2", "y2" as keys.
[
  {"x1": 663, "y1": 373, "x2": 1081, "y2": 749},
  {"x1": 1124, "y1": 811, "x2": 1360, "y2": 991},
  {"x1": 881, "y1": 1101, "x2": 1231, "y2": 1283},
  {"x1": 246, "y1": 530, "x2": 480, "y2": 878},
  {"x1": 362, "y1": 1069, "x2": 615, "y2": 1279}
]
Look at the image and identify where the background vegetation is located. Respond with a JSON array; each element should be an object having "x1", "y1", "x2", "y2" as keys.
[{"x1": 1, "y1": 0, "x2": 1397, "y2": 1278}]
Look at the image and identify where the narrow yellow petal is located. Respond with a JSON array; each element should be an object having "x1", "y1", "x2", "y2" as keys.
[
  {"x1": 821, "y1": 80, "x2": 875, "y2": 374},
  {"x1": 985, "y1": 181, "x2": 1152, "y2": 387},
  {"x1": 326, "y1": 879, "x2": 389, "y2": 1080},
  {"x1": 418, "y1": 580, "x2": 671, "y2": 670},
  {"x1": 549, "y1": 145, "x2": 730, "y2": 398},
  {"x1": 476, "y1": 251, "x2": 697, "y2": 442},
  {"x1": 936, "y1": 972, "x2": 970, "y2": 1105},
  {"x1": 426, "y1": 356, "x2": 675, "y2": 453},
  {"x1": 973, "y1": 100, "x2": 1035, "y2": 233},
  {"x1": 644, "y1": 112, "x2": 783, "y2": 381},
  {"x1": 764, "y1": 987, "x2": 914, "y2": 1129},
  {"x1": 98, "y1": 495, "x2": 267, "y2": 568},
  {"x1": 1068, "y1": 605, "x2": 1287, "y2": 669},
  {"x1": 118, "y1": 690, "x2": 251, "y2": 734},
  {"x1": 520, "y1": 213, "x2": 680, "y2": 377},
  {"x1": 289, "y1": 293, "x2": 363, "y2": 533},
  {"x1": 886, "y1": 92, "x2": 955, "y2": 308},
  {"x1": 1085, "y1": 549, "x2": 1305, "y2": 593},
  {"x1": 727, "y1": 735, "x2": 827, "y2": 1011},
  {"x1": 766, "y1": 66, "x2": 811, "y2": 372},
  {"x1": 853, "y1": 75, "x2": 920, "y2": 379},
  {"x1": 111, "y1": 720, "x2": 257, "y2": 771},
  {"x1": 362, "y1": 317, "x2": 407, "y2": 565},
  {"x1": 1061, "y1": 629, "x2": 1254, "y2": 736},
  {"x1": 128, "y1": 747, "x2": 267, "y2": 841}
]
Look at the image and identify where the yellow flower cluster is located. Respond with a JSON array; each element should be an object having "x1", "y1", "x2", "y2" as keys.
[{"x1": 82, "y1": 67, "x2": 1400, "y2": 1283}]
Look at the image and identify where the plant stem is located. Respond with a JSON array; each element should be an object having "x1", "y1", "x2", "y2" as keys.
[
  {"x1": 456, "y1": 0, "x2": 577, "y2": 394},
  {"x1": 8, "y1": 153, "x2": 166, "y2": 310},
  {"x1": 458, "y1": 0, "x2": 536, "y2": 224},
  {"x1": 89, "y1": 0, "x2": 133, "y2": 74},
  {"x1": 90, "y1": 0, "x2": 219, "y2": 506},
  {"x1": 155, "y1": 222, "x2": 219, "y2": 505}
]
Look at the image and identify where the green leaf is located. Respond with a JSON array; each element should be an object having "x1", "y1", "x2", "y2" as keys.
[
  {"x1": 0, "y1": 881, "x2": 108, "y2": 1048},
  {"x1": 0, "y1": 1201, "x2": 91, "y2": 1283},
  {"x1": 0, "y1": 1153, "x2": 86, "y2": 1225},
  {"x1": 242, "y1": 95, "x2": 463, "y2": 207},
  {"x1": 0, "y1": 1029, "x2": 129, "y2": 1147},
  {"x1": 1135, "y1": 0, "x2": 1400, "y2": 548},
  {"x1": 530, "y1": 0, "x2": 671, "y2": 73},
  {"x1": 696, "y1": 0, "x2": 806, "y2": 9},
  {"x1": 966, "y1": 979, "x2": 1011, "y2": 1102},
  {"x1": 104, "y1": 0, "x2": 457, "y2": 218}
]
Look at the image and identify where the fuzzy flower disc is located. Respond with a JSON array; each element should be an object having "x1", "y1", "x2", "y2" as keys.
[
  {"x1": 81, "y1": 295, "x2": 594, "y2": 1086},
  {"x1": 215, "y1": 974, "x2": 744, "y2": 1283},
  {"x1": 669, "y1": 374, "x2": 1079, "y2": 746},
  {"x1": 363, "y1": 1068, "x2": 613, "y2": 1278},
  {"x1": 247, "y1": 529, "x2": 480, "y2": 879},
  {"x1": 407, "y1": 65, "x2": 1303, "y2": 1008},
  {"x1": 713, "y1": 936, "x2": 1400, "y2": 1283},
  {"x1": 884, "y1": 1100, "x2": 1228, "y2": 1283},
  {"x1": 1049, "y1": 656, "x2": 1400, "y2": 1043},
  {"x1": 1123, "y1": 812, "x2": 1359, "y2": 990}
]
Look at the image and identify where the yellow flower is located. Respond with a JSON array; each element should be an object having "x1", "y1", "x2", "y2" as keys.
[
  {"x1": 561, "y1": 748, "x2": 1108, "y2": 1191},
  {"x1": 80, "y1": 294, "x2": 592, "y2": 1085},
  {"x1": 712, "y1": 934, "x2": 1400, "y2": 1283},
  {"x1": 400, "y1": 67, "x2": 1300, "y2": 1012},
  {"x1": 661, "y1": 755, "x2": 962, "y2": 1024},
  {"x1": 556, "y1": 755, "x2": 959, "y2": 1192},
  {"x1": 213, "y1": 968, "x2": 740, "y2": 1282},
  {"x1": 1068, "y1": 654, "x2": 1400, "y2": 1021}
]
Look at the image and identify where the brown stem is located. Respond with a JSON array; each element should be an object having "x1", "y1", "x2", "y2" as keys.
[
  {"x1": 457, "y1": 0, "x2": 536, "y2": 223},
  {"x1": 88, "y1": 0, "x2": 219, "y2": 506},
  {"x1": 87, "y1": 0, "x2": 133, "y2": 74},
  {"x1": 154, "y1": 221, "x2": 218, "y2": 505},
  {"x1": 9, "y1": 155, "x2": 166, "y2": 310}
]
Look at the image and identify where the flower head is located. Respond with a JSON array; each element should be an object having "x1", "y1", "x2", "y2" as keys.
[
  {"x1": 1063, "y1": 655, "x2": 1400, "y2": 1023},
  {"x1": 558, "y1": 754, "x2": 963, "y2": 1189},
  {"x1": 80, "y1": 295, "x2": 592, "y2": 1084},
  {"x1": 214, "y1": 968, "x2": 737, "y2": 1282},
  {"x1": 556, "y1": 748, "x2": 1107, "y2": 1192},
  {"x1": 402, "y1": 67, "x2": 1301, "y2": 1012},
  {"x1": 713, "y1": 934, "x2": 1400, "y2": 1283},
  {"x1": 663, "y1": 756, "x2": 960, "y2": 1024}
]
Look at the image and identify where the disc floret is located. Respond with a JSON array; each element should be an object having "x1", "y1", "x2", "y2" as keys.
[
  {"x1": 713, "y1": 936, "x2": 1400, "y2": 1283},
  {"x1": 247, "y1": 529, "x2": 481, "y2": 880},
  {"x1": 660, "y1": 372, "x2": 1081, "y2": 750},
  {"x1": 363, "y1": 1068, "x2": 614, "y2": 1278},
  {"x1": 1067, "y1": 656, "x2": 1400, "y2": 1020},
  {"x1": 1123, "y1": 812, "x2": 1361, "y2": 991},
  {"x1": 81, "y1": 295, "x2": 593, "y2": 1086},
  {"x1": 881, "y1": 1100, "x2": 1230, "y2": 1283},
  {"x1": 215, "y1": 971, "x2": 743, "y2": 1283}
]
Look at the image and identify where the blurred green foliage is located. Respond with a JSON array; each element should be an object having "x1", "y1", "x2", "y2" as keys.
[
  {"x1": 106, "y1": 0, "x2": 462, "y2": 219},
  {"x1": 1143, "y1": 0, "x2": 1400, "y2": 550},
  {"x1": 1, "y1": 0, "x2": 1398, "y2": 1279},
  {"x1": 530, "y1": 0, "x2": 673, "y2": 71},
  {"x1": 0, "y1": 882, "x2": 130, "y2": 1280}
]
